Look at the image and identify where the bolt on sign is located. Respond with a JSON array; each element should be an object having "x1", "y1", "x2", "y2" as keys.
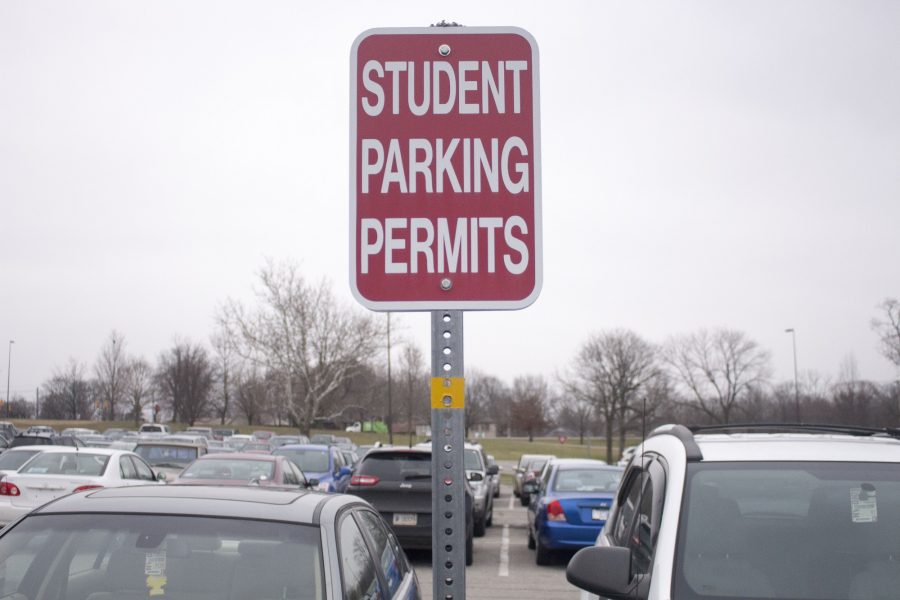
[{"x1": 350, "y1": 27, "x2": 542, "y2": 311}]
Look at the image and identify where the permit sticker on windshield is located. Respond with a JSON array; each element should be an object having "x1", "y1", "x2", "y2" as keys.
[
  {"x1": 144, "y1": 551, "x2": 166, "y2": 576},
  {"x1": 850, "y1": 485, "x2": 878, "y2": 523}
]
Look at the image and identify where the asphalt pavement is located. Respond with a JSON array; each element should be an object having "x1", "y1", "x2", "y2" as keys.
[{"x1": 407, "y1": 481, "x2": 582, "y2": 600}]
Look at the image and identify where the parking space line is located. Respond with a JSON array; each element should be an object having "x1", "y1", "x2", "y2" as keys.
[
  {"x1": 498, "y1": 524, "x2": 510, "y2": 577},
  {"x1": 508, "y1": 493, "x2": 514, "y2": 510}
]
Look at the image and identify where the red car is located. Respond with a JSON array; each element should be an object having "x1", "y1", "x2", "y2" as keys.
[{"x1": 170, "y1": 453, "x2": 308, "y2": 488}]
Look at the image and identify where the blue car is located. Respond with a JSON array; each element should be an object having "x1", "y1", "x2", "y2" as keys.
[
  {"x1": 526, "y1": 458, "x2": 623, "y2": 565},
  {"x1": 273, "y1": 443, "x2": 352, "y2": 492}
]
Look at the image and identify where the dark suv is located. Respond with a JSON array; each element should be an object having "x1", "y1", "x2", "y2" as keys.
[{"x1": 346, "y1": 446, "x2": 474, "y2": 565}]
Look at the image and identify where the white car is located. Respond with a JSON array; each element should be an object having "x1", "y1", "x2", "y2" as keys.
[
  {"x1": 568, "y1": 424, "x2": 900, "y2": 600},
  {"x1": 0, "y1": 448, "x2": 163, "y2": 526}
]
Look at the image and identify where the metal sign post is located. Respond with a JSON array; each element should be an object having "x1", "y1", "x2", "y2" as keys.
[{"x1": 431, "y1": 310, "x2": 465, "y2": 600}]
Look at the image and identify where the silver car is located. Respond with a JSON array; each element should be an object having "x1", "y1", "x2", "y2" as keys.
[{"x1": 0, "y1": 485, "x2": 421, "y2": 599}]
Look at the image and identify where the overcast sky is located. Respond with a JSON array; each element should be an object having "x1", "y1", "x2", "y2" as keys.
[{"x1": 2, "y1": 1, "x2": 899, "y2": 400}]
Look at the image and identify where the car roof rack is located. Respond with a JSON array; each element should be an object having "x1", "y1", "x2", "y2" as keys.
[
  {"x1": 648, "y1": 424, "x2": 704, "y2": 462},
  {"x1": 688, "y1": 423, "x2": 900, "y2": 440}
]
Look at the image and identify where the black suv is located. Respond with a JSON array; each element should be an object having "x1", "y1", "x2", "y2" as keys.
[{"x1": 346, "y1": 446, "x2": 475, "y2": 565}]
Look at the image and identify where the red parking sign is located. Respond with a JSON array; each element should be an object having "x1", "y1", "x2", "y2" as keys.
[{"x1": 350, "y1": 27, "x2": 542, "y2": 311}]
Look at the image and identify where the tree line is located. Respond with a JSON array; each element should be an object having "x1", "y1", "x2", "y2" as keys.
[{"x1": 10, "y1": 261, "x2": 900, "y2": 451}]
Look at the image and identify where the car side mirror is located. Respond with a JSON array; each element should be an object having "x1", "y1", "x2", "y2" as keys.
[
  {"x1": 487, "y1": 465, "x2": 499, "y2": 476},
  {"x1": 467, "y1": 471, "x2": 484, "y2": 482},
  {"x1": 307, "y1": 478, "x2": 319, "y2": 488},
  {"x1": 566, "y1": 546, "x2": 634, "y2": 599},
  {"x1": 156, "y1": 472, "x2": 167, "y2": 483}
]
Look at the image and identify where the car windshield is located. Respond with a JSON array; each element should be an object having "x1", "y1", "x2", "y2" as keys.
[
  {"x1": 0, "y1": 513, "x2": 324, "y2": 600},
  {"x1": 180, "y1": 459, "x2": 276, "y2": 481},
  {"x1": 358, "y1": 452, "x2": 431, "y2": 480},
  {"x1": 552, "y1": 468, "x2": 621, "y2": 492},
  {"x1": 464, "y1": 449, "x2": 483, "y2": 471},
  {"x1": 274, "y1": 449, "x2": 330, "y2": 472},
  {"x1": 0, "y1": 449, "x2": 41, "y2": 470},
  {"x1": 19, "y1": 452, "x2": 109, "y2": 476},
  {"x1": 135, "y1": 445, "x2": 199, "y2": 466},
  {"x1": 675, "y1": 461, "x2": 900, "y2": 600}
]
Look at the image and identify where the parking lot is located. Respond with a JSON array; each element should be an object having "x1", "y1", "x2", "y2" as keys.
[{"x1": 408, "y1": 481, "x2": 581, "y2": 600}]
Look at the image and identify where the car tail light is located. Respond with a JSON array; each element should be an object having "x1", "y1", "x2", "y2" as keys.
[
  {"x1": 547, "y1": 500, "x2": 567, "y2": 522},
  {"x1": 0, "y1": 482, "x2": 20, "y2": 496},
  {"x1": 73, "y1": 485, "x2": 103, "y2": 493},
  {"x1": 350, "y1": 475, "x2": 380, "y2": 486}
]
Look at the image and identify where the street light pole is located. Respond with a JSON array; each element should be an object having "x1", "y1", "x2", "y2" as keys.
[
  {"x1": 785, "y1": 329, "x2": 799, "y2": 422},
  {"x1": 6, "y1": 340, "x2": 14, "y2": 419}
]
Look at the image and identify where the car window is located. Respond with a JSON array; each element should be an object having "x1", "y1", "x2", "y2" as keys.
[
  {"x1": 131, "y1": 456, "x2": 156, "y2": 481},
  {"x1": 339, "y1": 514, "x2": 382, "y2": 600},
  {"x1": 357, "y1": 452, "x2": 430, "y2": 480},
  {"x1": 464, "y1": 449, "x2": 484, "y2": 470},
  {"x1": 282, "y1": 461, "x2": 298, "y2": 485},
  {"x1": 356, "y1": 510, "x2": 406, "y2": 597},
  {"x1": 630, "y1": 478, "x2": 655, "y2": 577},
  {"x1": 541, "y1": 464, "x2": 553, "y2": 490},
  {"x1": 675, "y1": 461, "x2": 900, "y2": 600},
  {"x1": 553, "y1": 468, "x2": 622, "y2": 493},
  {"x1": 273, "y1": 448, "x2": 330, "y2": 472},
  {"x1": 0, "y1": 449, "x2": 40, "y2": 470},
  {"x1": 119, "y1": 455, "x2": 138, "y2": 479},
  {"x1": 612, "y1": 470, "x2": 644, "y2": 545},
  {"x1": 21, "y1": 452, "x2": 110, "y2": 476}
]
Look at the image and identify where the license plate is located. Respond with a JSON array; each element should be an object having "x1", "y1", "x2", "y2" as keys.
[
  {"x1": 393, "y1": 513, "x2": 417, "y2": 527},
  {"x1": 591, "y1": 509, "x2": 609, "y2": 521}
]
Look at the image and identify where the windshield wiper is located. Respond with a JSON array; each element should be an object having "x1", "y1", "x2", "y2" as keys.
[{"x1": 403, "y1": 473, "x2": 431, "y2": 480}]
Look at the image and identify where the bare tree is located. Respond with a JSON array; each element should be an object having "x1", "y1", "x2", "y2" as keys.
[
  {"x1": 561, "y1": 330, "x2": 658, "y2": 460},
  {"x1": 831, "y1": 354, "x2": 881, "y2": 427},
  {"x1": 156, "y1": 341, "x2": 214, "y2": 425},
  {"x1": 554, "y1": 393, "x2": 594, "y2": 444},
  {"x1": 234, "y1": 367, "x2": 269, "y2": 426},
  {"x1": 41, "y1": 360, "x2": 94, "y2": 420},
  {"x1": 211, "y1": 331, "x2": 237, "y2": 425},
  {"x1": 123, "y1": 358, "x2": 155, "y2": 426},
  {"x1": 5, "y1": 395, "x2": 32, "y2": 419},
  {"x1": 511, "y1": 375, "x2": 550, "y2": 442},
  {"x1": 94, "y1": 331, "x2": 127, "y2": 421},
  {"x1": 220, "y1": 260, "x2": 382, "y2": 434},
  {"x1": 872, "y1": 298, "x2": 900, "y2": 368},
  {"x1": 398, "y1": 344, "x2": 426, "y2": 446},
  {"x1": 663, "y1": 328, "x2": 772, "y2": 424},
  {"x1": 466, "y1": 370, "x2": 508, "y2": 439}
]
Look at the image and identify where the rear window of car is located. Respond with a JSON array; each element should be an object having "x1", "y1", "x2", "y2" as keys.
[
  {"x1": 358, "y1": 452, "x2": 431, "y2": 480},
  {"x1": 0, "y1": 513, "x2": 324, "y2": 600},
  {"x1": 274, "y1": 448, "x2": 330, "y2": 472},
  {"x1": 20, "y1": 453, "x2": 109, "y2": 476},
  {"x1": 135, "y1": 445, "x2": 199, "y2": 465},
  {"x1": 0, "y1": 449, "x2": 41, "y2": 470},
  {"x1": 10, "y1": 436, "x2": 52, "y2": 448},
  {"x1": 553, "y1": 468, "x2": 622, "y2": 492},
  {"x1": 180, "y1": 459, "x2": 276, "y2": 481}
]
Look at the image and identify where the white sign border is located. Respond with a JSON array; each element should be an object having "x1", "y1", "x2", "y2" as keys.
[{"x1": 349, "y1": 26, "x2": 542, "y2": 312}]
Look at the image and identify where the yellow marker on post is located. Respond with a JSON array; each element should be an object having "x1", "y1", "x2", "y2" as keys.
[{"x1": 431, "y1": 377, "x2": 464, "y2": 409}]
